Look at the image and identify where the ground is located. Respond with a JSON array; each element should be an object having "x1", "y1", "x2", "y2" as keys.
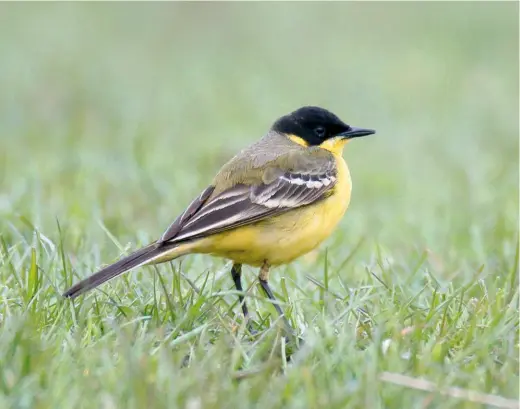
[{"x1": 0, "y1": 3, "x2": 518, "y2": 409}]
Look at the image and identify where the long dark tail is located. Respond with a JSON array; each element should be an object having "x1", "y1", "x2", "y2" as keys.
[{"x1": 62, "y1": 242, "x2": 179, "y2": 299}]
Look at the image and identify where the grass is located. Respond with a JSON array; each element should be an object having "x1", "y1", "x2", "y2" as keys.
[{"x1": 0, "y1": 3, "x2": 518, "y2": 409}]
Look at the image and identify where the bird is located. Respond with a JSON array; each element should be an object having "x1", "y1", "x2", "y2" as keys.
[{"x1": 63, "y1": 106, "x2": 375, "y2": 330}]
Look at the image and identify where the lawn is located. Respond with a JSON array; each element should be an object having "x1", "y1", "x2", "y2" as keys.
[{"x1": 0, "y1": 3, "x2": 518, "y2": 409}]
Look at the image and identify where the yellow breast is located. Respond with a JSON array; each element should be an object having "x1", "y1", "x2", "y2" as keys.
[{"x1": 194, "y1": 152, "x2": 352, "y2": 266}]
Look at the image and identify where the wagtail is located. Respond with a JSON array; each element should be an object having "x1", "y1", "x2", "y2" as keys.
[{"x1": 63, "y1": 106, "x2": 375, "y2": 328}]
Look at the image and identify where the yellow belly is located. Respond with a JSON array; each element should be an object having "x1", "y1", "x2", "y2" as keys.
[{"x1": 193, "y1": 156, "x2": 352, "y2": 266}]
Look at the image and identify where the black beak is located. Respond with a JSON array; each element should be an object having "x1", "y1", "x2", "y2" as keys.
[{"x1": 338, "y1": 126, "x2": 376, "y2": 139}]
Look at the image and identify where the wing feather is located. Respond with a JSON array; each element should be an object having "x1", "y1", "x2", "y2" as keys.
[
  {"x1": 160, "y1": 185, "x2": 215, "y2": 242},
  {"x1": 161, "y1": 157, "x2": 337, "y2": 244}
]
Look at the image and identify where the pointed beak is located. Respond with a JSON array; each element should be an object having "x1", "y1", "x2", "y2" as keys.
[{"x1": 338, "y1": 126, "x2": 376, "y2": 139}]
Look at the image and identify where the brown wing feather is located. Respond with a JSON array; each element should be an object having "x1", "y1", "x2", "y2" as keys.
[
  {"x1": 159, "y1": 185, "x2": 215, "y2": 243},
  {"x1": 163, "y1": 168, "x2": 337, "y2": 244}
]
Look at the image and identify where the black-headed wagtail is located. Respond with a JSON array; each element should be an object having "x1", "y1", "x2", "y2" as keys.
[{"x1": 63, "y1": 106, "x2": 375, "y2": 327}]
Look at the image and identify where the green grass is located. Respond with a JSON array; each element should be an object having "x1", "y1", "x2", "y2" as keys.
[{"x1": 0, "y1": 3, "x2": 518, "y2": 408}]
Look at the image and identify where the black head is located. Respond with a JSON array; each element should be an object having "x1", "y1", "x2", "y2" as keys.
[{"x1": 272, "y1": 106, "x2": 375, "y2": 146}]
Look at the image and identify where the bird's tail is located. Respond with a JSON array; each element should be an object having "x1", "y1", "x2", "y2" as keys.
[{"x1": 62, "y1": 242, "x2": 183, "y2": 299}]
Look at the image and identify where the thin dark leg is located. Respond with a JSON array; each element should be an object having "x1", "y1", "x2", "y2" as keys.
[
  {"x1": 259, "y1": 279, "x2": 284, "y2": 317},
  {"x1": 258, "y1": 263, "x2": 292, "y2": 333},
  {"x1": 258, "y1": 262, "x2": 302, "y2": 352},
  {"x1": 258, "y1": 261, "x2": 286, "y2": 319},
  {"x1": 230, "y1": 263, "x2": 249, "y2": 318}
]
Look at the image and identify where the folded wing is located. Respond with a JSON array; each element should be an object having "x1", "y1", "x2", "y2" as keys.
[{"x1": 160, "y1": 151, "x2": 337, "y2": 244}]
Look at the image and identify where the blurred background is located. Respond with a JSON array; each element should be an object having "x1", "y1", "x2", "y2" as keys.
[
  {"x1": 0, "y1": 2, "x2": 517, "y2": 280},
  {"x1": 0, "y1": 5, "x2": 518, "y2": 406}
]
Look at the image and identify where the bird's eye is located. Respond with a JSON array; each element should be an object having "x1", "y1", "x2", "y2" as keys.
[{"x1": 314, "y1": 126, "x2": 326, "y2": 138}]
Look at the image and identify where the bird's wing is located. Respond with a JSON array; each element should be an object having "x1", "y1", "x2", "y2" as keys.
[{"x1": 159, "y1": 148, "x2": 337, "y2": 244}]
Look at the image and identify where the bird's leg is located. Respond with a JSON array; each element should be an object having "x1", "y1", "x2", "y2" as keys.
[
  {"x1": 258, "y1": 261, "x2": 293, "y2": 332},
  {"x1": 230, "y1": 263, "x2": 249, "y2": 318},
  {"x1": 231, "y1": 263, "x2": 258, "y2": 335}
]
